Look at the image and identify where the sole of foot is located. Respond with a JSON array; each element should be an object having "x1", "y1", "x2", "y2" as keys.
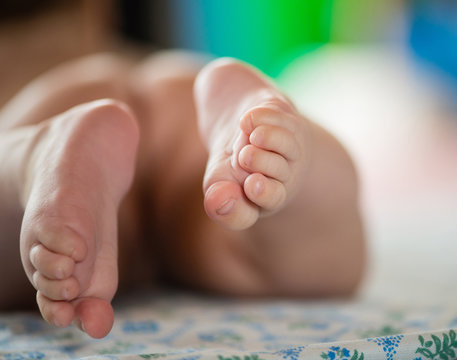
[{"x1": 20, "y1": 99, "x2": 139, "y2": 338}]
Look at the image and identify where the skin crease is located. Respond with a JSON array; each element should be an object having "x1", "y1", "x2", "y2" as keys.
[{"x1": 0, "y1": 52, "x2": 365, "y2": 339}]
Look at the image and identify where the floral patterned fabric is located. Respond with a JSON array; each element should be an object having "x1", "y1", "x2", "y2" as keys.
[{"x1": 0, "y1": 290, "x2": 456, "y2": 359}]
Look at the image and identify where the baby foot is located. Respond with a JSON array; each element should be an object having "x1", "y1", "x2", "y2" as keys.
[
  {"x1": 194, "y1": 58, "x2": 310, "y2": 230},
  {"x1": 20, "y1": 100, "x2": 139, "y2": 338}
]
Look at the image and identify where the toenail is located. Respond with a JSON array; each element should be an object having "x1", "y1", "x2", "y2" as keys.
[
  {"x1": 253, "y1": 180, "x2": 263, "y2": 196},
  {"x1": 32, "y1": 272, "x2": 39, "y2": 288},
  {"x1": 29, "y1": 245, "x2": 39, "y2": 261},
  {"x1": 55, "y1": 267, "x2": 64, "y2": 280},
  {"x1": 250, "y1": 130, "x2": 263, "y2": 146},
  {"x1": 249, "y1": 113, "x2": 255, "y2": 131},
  {"x1": 61, "y1": 288, "x2": 69, "y2": 300},
  {"x1": 242, "y1": 152, "x2": 252, "y2": 167},
  {"x1": 216, "y1": 199, "x2": 235, "y2": 215},
  {"x1": 53, "y1": 317, "x2": 63, "y2": 327}
]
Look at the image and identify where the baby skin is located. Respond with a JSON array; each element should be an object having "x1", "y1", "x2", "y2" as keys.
[{"x1": 0, "y1": 53, "x2": 365, "y2": 339}]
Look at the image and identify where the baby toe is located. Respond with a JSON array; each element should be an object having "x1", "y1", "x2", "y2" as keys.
[
  {"x1": 74, "y1": 298, "x2": 114, "y2": 339},
  {"x1": 204, "y1": 180, "x2": 259, "y2": 230},
  {"x1": 240, "y1": 106, "x2": 295, "y2": 135},
  {"x1": 33, "y1": 271, "x2": 80, "y2": 301},
  {"x1": 37, "y1": 224, "x2": 87, "y2": 262},
  {"x1": 238, "y1": 144, "x2": 289, "y2": 183},
  {"x1": 30, "y1": 244, "x2": 75, "y2": 280},
  {"x1": 249, "y1": 125, "x2": 300, "y2": 161},
  {"x1": 36, "y1": 291, "x2": 74, "y2": 328},
  {"x1": 244, "y1": 173, "x2": 287, "y2": 212}
]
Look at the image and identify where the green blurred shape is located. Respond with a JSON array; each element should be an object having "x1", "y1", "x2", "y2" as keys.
[
  {"x1": 330, "y1": 0, "x2": 397, "y2": 43},
  {"x1": 179, "y1": 0, "x2": 394, "y2": 77},
  {"x1": 199, "y1": 0, "x2": 333, "y2": 76}
]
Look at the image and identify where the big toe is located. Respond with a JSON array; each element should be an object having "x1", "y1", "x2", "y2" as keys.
[
  {"x1": 74, "y1": 297, "x2": 114, "y2": 339},
  {"x1": 204, "y1": 180, "x2": 259, "y2": 231}
]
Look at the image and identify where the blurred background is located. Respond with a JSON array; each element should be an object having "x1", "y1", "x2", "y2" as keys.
[
  {"x1": 1, "y1": 0, "x2": 456, "y2": 302},
  {"x1": 2, "y1": 0, "x2": 457, "y2": 100}
]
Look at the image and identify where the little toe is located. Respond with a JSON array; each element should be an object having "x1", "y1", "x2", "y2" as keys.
[
  {"x1": 238, "y1": 145, "x2": 289, "y2": 183},
  {"x1": 240, "y1": 106, "x2": 296, "y2": 135},
  {"x1": 37, "y1": 225, "x2": 87, "y2": 262},
  {"x1": 74, "y1": 298, "x2": 114, "y2": 339},
  {"x1": 30, "y1": 244, "x2": 75, "y2": 280},
  {"x1": 33, "y1": 272, "x2": 80, "y2": 301},
  {"x1": 249, "y1": 125, "x2": 300, "y2": 161},
  {"x1": 36, "y1": 291, "x2": 74, "y2": 328},
  {"x1": 204, "y1": 180, "x2": 259, "y2": 230},
  {"x1": 244, "y1": 173, "x2": 287, "y2": 212}
]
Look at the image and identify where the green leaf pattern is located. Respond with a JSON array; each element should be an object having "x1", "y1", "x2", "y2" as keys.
[{"x1": 416, "y1": 330, "x2": 457, "y2": 360}]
